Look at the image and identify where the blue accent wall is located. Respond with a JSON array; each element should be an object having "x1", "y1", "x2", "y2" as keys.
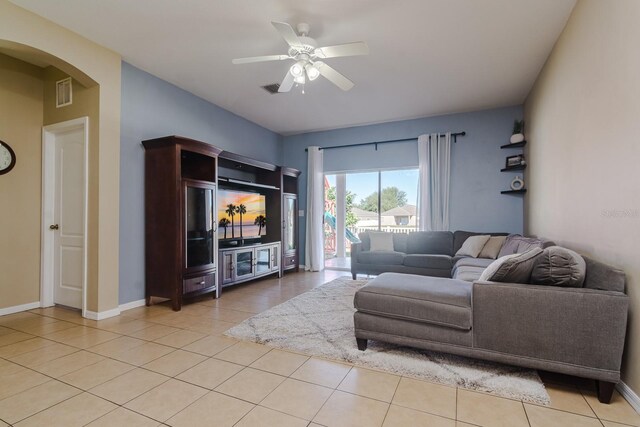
[
  {"x1": 282, "y1": 106, "x2": 524, "y2": 265},
  {"x1": 119, "y1": 62, "x2": 282, "y2": 304}
]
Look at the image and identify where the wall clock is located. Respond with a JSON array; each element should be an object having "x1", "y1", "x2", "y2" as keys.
[{"x1": 0, "y1": 140, "x2": 16, "y2": 175}]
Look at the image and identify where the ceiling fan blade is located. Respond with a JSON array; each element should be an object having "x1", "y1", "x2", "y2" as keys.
[
  {"x1": 271, "y1": 21, "x2": 303, "y2": 48},
  {"x1": 315, "y1": 61, "x2": 354, "y2": 91},
  {"x1": 232, "y1": 54, "x2": 290, "y2": 65},
  {"x1": 278, "y1": 71, "x2": 295, "y2": 93},
  {"x1": 314, "y1": 42, "x2": 369, "y2": 59}
]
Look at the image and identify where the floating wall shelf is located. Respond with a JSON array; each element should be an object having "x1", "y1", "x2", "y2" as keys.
[
  {"x1": 501, "y1": 165, "x2": 526, "y2": 172},
  {"x1": 500, "y1": 141, "x2": 527, "y2": 149}
]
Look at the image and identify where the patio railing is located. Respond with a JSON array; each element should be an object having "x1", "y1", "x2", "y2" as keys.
[{"x1": 348, "y1": 225, "x2": 418, "y2": 236}]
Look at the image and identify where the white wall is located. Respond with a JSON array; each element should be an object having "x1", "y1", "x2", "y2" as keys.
[{"x1": 525, "y1": 0, "x2": 640, "y2": 393}]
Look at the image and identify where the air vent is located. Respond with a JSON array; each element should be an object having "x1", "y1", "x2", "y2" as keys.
[
  {"x1": 56, "y1": 77, "x2": 72, "y2": 108},
  {"x1": 261, "y1": 83, "x2": 281, "y2": 94}
]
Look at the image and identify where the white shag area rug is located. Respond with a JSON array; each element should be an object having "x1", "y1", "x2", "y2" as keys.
[{"x1": 225, "y1": 277, "x2": 549, "y2": 404}]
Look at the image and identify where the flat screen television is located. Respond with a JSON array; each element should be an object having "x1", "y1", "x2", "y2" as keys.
[{"x1": 217, "y1": 189, "x2": 266, "y2": 240}]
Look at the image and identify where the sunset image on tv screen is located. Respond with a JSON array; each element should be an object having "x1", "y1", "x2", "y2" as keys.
[{"x1": 218, "y1": 189, "x2": 266, "y2": 239}]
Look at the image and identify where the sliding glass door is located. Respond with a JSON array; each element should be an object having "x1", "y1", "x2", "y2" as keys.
[{"x1": 324, "y1": 168, "x2": 419, "y2": 269}]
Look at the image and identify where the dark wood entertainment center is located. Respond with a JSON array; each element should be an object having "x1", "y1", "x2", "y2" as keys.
[{"x1": 143, "y1": 136, "x2": 300, "y2": 310}]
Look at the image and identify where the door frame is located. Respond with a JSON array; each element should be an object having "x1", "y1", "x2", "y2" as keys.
[{"x1": 40, "y1": 117, "x2": 89, "y2": 317}]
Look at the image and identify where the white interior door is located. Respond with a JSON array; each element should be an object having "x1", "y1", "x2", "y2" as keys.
[
  {"x1": 52, "y1": 128, "x2": 85, "y2": 308},
  {"x1": 42, "y1": 118, "x2": 88, "y2": 312}
]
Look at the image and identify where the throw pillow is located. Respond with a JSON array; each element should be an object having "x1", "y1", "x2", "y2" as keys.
[
  {"x1": 455, "y1": 235, "x2": 491, "y2": 258},
  {"x1": 479, "y1": 253, "x2": 519, "y2": 281},
  {"x1": 478, "y1": 236, "x2": 507, "y2": 259},
  {"x1": 368, "y1": 232, "x2": 394, "y2": 252},
  {"x1": 530, "y1": 246, "x2": 586, "y2": 287},
  {"x1": 497, "y1": 235, "x2": 545, "y2": 258},
  {"x1": 479, "y1": 247, "x2": 544, "y2": 283}
]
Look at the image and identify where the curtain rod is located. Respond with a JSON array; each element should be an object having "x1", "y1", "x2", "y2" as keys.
[{"x1": 304, "y1": 132, "x2": 466, "y2": 152}]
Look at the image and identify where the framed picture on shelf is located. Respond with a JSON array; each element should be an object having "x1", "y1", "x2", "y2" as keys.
[{"x1": 506, "y1": 154, "x2": 524, "y2": 168}]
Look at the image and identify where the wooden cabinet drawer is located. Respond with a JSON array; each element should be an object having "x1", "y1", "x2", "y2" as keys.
[
  {"x1": 183, "y1": 272, "x2": 215, "y2": 294},
  {"x1": 284, "y1": 255, "x2": 297, "y2": 269}
]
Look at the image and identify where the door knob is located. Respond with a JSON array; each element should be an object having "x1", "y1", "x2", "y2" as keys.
[{"x1": 49, "y1": 224, "x2": 59, "y2": 230}]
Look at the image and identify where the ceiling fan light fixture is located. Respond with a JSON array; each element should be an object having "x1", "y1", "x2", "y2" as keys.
[
  {"x1": 290, "y1": 60, "x2": 305, "y2": 77},
  {"x1": 305, "y1": 63, "x2": 320, "y2": 81},
  {"x1": 232, "y1": 21, "x2": 368, "y2": 93}
]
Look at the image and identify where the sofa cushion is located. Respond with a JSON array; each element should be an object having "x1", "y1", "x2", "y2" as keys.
[
  {"x1": 531, "y1": 246, "x2": 586, "y2": 288},
  {"x1": 402, "y1": 254, "x2": 452, "y2": 270},
  {"x1": 480, "y1": 248, "x2": 543, "y2": 283},
  {"x1": 452, "y1": 266, "x2": 485, "y2": 282},
  {"x1": 452, "y1": 258, "x2": 493, "y2": 282},
  {"x1": 354, "y1": 272, "x2": 472, "y2": 330},
  {"x1": 369, "y1": 232, "x2": 394, "y2": 252},
  {"x1": 497, "y1": 234, "x2": 548, "y2": 258},
  {"x1": 406, "y1": 231, "x2": 453, "y2": 255},
  {"x1": 478, "y1": 236, "x2": 507, "y2": 259},
  {"x1": 356, "y1": 251, "x2": 405, "y2": 265},
  {"x1": 455, "y1": 235, "x2": 490, "y2": 258},
  {"x1": 453, "y1": 230, "x2": 509, "y2": 254},
  {"x1": 358, "y1": 232, "x2": 408, "y2": 253},
  {"x1": 454, "y1": 257, "x2": 494, "y2": 270}
]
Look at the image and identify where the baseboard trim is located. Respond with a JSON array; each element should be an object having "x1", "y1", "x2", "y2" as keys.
[
  {"x1": 84, "y1": 307, "x2": 120, "y2": 321},
  {"x1": 119, "y1": 299, "x2": 146, "y2": 312},
  {"x1": 617, "y1": 381, "x2": 640, "y2": 414},
  {"x1": 0, "y1": 301, "x2": 41, "y2": 316}
]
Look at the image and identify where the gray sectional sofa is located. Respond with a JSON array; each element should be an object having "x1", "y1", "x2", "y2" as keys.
[
  {"x1": 350, "y1": 231, "x2": 630, "y2": 404},
  {"x1": 351, "y1": 230, "x2": 551, "y2": 281}
]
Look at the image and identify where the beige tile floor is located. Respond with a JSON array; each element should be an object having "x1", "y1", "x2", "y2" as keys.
[{"x1": 0, "y1": 270, "x2": 638, "y2": 426}]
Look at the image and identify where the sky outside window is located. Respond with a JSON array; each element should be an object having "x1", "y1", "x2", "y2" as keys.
[{"x1": 326, "y1": 169, "x2": 418, "y2": 208}]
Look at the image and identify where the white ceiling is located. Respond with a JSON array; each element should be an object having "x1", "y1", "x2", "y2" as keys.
[{"x1": 11, "y1": 0, "x2": 575, "y2": 135}]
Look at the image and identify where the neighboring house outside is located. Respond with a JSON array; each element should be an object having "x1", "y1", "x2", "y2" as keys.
[
  {"x1": 381, "y1": 204, "x2": 417, "y2": 226},
  {"x1": 351, "y1": 207, "x2": 378, "y2": 227},
  {"x1": 351, "y1": 204, "x2": 418, "y2": 230}
]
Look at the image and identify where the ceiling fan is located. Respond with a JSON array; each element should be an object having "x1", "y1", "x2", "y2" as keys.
[{"x1": 232, "y1": 22, "x2": 369, "y2": 93}]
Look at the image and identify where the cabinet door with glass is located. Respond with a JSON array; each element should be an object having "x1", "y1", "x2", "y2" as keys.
[
  {"x1": 184, "y1": 181, "x2": 216, "y2": 272},
  {"x1": 233, "y1": 248, "x2": 255, "y2": 281},
  {"x1": 283, "y1": 194, "x2": 297, "y2": 255},
  {"x1": 220, "y1": 251, "x2": 235, "y2": 285},
  {"x1": 270, "y1": 243, "x2": 280, "y2": 273},
  {"x1": 255, "y1": 246, "x2": 272, "y2": 276}
]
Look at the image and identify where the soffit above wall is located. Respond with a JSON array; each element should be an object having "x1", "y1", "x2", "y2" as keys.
[{"x1": 11, "y1": 0, "x2": 575, "y2": 135}]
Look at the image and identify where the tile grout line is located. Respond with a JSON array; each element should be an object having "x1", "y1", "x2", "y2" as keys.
[
  {"x1": 525, "y1": 399, "x2": 607, "y2": 421},
  {"x1": 219, "y1": 349, "x2": 350, "y2": 425},
  {"x1": 379, "y1": 372, "x2": 402, "y2": 426},
  {"x1": 2, "y1": 381, "x2": 87, "y2": 425},
  {"x1": 455, "y1": 385, "x2": 458, "y2": 422},
  {"x1": 522, "y1": 401, "x2": 532, "y2": 427},
  {"x1": 78, "y1": 404, "x2": 160, "y2": 427}
]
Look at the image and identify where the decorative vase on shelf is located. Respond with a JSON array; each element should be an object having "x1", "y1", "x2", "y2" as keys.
[
  {"x1": 511, "y1": 175, "x2": 525, "y2": 191},
  {"x1": 511, "y1": 119, "x2": 525, "y2": 144},
  {"x1": 510, "y1": 133, "x2": 525, "y2": 144}
]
